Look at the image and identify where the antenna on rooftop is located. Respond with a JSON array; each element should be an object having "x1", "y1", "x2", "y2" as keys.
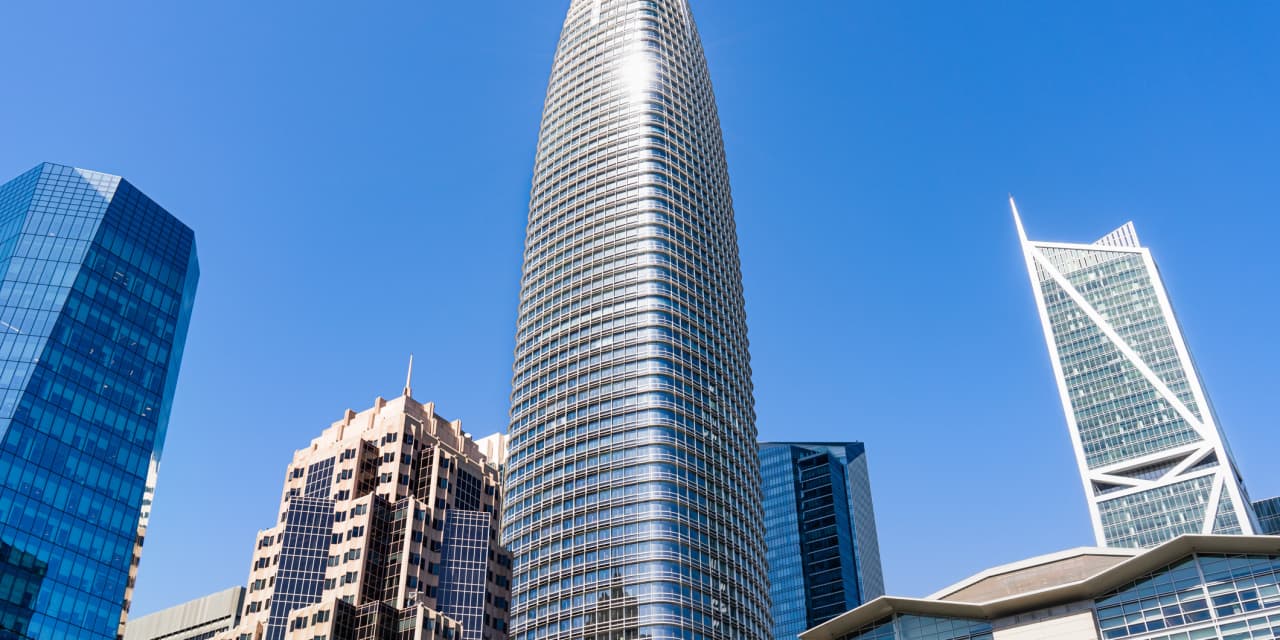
[{"x1": 403, "y1": 354, "x2": 414, "y2": 398}]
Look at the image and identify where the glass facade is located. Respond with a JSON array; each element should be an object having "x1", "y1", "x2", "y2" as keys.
[
  {"x1": 1017, "y1": 217, "x2": 1257, "y2": 548},
  {"x1": 761, "y1": 442, "x2": 883, "y2": 640},
  {"x1": 833, "y1": 615, "x2": 992, "y2": 640},
  {"x1": 266, "y1": 493, "x2": 336, "y2": 640},
  {"x1": 439, "y1": 511, "x2": 492, "y2": 640},
  {"x1": 1095, "y1": 553, "x2": 1280, "y2": 640},
  {"x1": 505, "y1": 1, "x2": 769, "y2": 638},
  {"x1": 0, "y1": 163, "x2": 198, "y2": 639},
  {"x1": 1255, "y1": 499, "x2": 1280, "y2": 537}
]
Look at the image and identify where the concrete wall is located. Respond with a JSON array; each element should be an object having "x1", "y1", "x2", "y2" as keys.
[
  {"x1": 993, "y1": 602, "x2": 1099, "y2": 640},
  {"x1": 124, "y1": 586, "x2": 244, "y2": 640}
]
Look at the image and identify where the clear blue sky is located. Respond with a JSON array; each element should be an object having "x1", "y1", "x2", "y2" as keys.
[{"x1": 2, "y1": 0, "x2": 1278, "y2": 617}]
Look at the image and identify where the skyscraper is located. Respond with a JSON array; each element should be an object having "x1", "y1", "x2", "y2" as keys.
[
  {"x1": 0, "y1": 162, "x2": 199, "y2": 639},
  {"x1": 505, "y1": 1, "x2": 770, "y2": 638},
  {"x1": 760, "y1": 442, "x2": 883, "y2": 640},
  {"x1": 1012, "y1": 199, "x2": 1259, "y2": 549},
  {"x1": 218, "y1": 388, "x2": 510, "y2": 640}
]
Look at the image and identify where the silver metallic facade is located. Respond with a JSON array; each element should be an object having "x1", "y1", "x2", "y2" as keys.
[
  {"x1": 505, "y1": 1, "x2": 769, "y2": 638},
  {"x1": 1013, "y1": 201, "x2": 1259, "y2": 549}
]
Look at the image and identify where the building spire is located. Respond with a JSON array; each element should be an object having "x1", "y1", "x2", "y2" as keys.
[
  {"x1": 403, "y1": 354, "x2": 414, "y2": 398},
  {"x1": 1009, "y1": 194, "x2": 1029, "y2": 243}
]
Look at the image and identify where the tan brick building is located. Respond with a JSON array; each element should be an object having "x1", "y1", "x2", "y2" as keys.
[{"x1": 217, "y1": 386, "x2": 509, "y2": 640}]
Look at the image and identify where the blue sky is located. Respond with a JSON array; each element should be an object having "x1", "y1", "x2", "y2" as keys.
[{"x1": 2, "y1": 0, "x2": 1278, "y2": 617}]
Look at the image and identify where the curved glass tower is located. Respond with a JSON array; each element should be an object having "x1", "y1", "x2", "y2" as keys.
[{"x1": 505, "y1": 1, "x2": 769, "y2": 639}]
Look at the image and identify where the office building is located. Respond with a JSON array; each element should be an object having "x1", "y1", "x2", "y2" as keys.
[
  {"x1": 802, "y1": 534, "x2": 1280, "y2": 640},
  {"x1": 761, "y1": 442, "x2": 884, "y2": 640},
  {"x1": 505, "y1": 0, "x2": 770, "y2": 638},
  {"x1": 1255, "y1": 498, "x2": 1280, "y2": 536},
  {"x1": 0, "y1": 163, "x2": 199, "y2": 639},
  {"x1": 474, "y1": 433, "x2": 508, "y2": 471},
  {"x1": 124, "y1": 586, "x2": 244, "y2": 640},
  {"x1": 1013, "y1": 200, "x2": 1259, "y2": 548},
  {"x1": 217, "y1": 385, "x2": 510, "y2": 640}
]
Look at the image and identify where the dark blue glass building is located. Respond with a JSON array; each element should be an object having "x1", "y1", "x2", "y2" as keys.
[
  {"x1": 0, "y1": 163, "x2": 198, "y2": 639},
  {"x1": 1255, "y1": 498, "x2": 1280, "y2": 536},
  {"x1": 761, "y1": 442, "x2": 884, "y2": 640}
]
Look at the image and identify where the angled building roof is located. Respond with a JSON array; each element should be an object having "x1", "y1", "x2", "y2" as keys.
[
  {"x1": 800, "y1": 535, "x2": 1280, "y2": 640},
  {"x1": 928, "y1": 546, "x2": 1135, "y2": 603}
]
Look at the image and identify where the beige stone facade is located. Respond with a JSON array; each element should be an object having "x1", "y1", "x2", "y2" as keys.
[{"x1": 217, "y1": 392, "x2": 510, "y2": 640}]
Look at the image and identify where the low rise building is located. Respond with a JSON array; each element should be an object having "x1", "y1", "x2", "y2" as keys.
[
  {"x1": 802, "y1": 535, "x2": 1280, "y2": 640},
  {"x1": 124, "y1": 587, "x2": 245, "y2": 640}
]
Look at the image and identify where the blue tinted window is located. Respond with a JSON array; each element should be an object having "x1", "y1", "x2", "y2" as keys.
[{"x1": 1096, "y1": 554, "x2": 1280, "y2": 639}]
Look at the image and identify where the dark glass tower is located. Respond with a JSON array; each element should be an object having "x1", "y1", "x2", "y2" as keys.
[
  {"x1": 0, "y1": 163, "x2": 199, "y2": 639},
  {"x1": 505, "y1": 1, "x2": 769, "y2": 638},
  {"x1": 759, "y1": 443, "x2": 883, "y2": 640}
]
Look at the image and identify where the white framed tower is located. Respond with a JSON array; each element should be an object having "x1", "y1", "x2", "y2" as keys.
[{"x1": 1012, "y1": 198, "x2": 1259, "y2": 548}]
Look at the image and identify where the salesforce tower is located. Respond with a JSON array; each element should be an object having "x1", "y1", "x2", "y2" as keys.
[{"x1": 504, "y1": 1, "x2": 770, "y2": 639}]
